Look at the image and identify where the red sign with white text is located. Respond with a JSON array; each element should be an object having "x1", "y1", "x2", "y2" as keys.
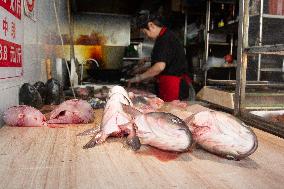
[
  {"x1": 0, "y1": 38, "x2": 22, "y2": 67},
  {"x1": 0, "y1": 0, "x2": 23, "y2": 78},
  {"x1": 0, "y1": 0, "x2": 22, "y2": 20}
]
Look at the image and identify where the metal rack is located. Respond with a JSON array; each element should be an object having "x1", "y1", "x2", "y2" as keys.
[
  {"x1": 204, "y1": 0, "x2": 237, "y2": 85},
  {"x1": 235, "y1": 0, "x2": 284, "y2": 137},
  {"x1": 250, "y1": 1, "x2": 284, "y2": 81}
]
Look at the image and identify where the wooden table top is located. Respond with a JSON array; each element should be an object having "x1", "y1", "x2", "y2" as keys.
[{"x1": 0, "y1": 109, "x2": 284, "y2": 189}]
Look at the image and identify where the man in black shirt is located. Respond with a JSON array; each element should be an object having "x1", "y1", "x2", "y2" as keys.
[{"x1": 128, "y1": 11, "x2": 194, "y2": 101}]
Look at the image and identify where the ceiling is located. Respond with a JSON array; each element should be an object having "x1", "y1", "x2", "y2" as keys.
[{"x1": 73, "y1": 0, "x2": 166, "y2": 15}]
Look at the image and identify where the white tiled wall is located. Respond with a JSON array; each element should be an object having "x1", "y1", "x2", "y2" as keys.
[
  {"x1": 0, "y1": 0, "x2": 69, "y2": 126},
  {"x1": 74, "y1": 13, "x2": 130, "y2": 46}
]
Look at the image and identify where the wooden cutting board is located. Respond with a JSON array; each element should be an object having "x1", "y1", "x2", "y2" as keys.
[{"x1": 0, "y1": 108, "x2": 284, "y2": 189}]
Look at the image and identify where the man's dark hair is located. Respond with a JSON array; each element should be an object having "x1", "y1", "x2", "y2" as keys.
[{"x1": 136, "y1": 10, "x2": 164, "y2": 29}]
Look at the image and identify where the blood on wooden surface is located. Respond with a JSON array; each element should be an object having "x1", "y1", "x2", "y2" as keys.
[{"x1": 137, "y1": 147, "x2": 181, "y2": 162}]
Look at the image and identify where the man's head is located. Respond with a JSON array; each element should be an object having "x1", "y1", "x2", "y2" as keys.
[{"x1": 136, "y1": 10, "x2": 164, "y2": 40}]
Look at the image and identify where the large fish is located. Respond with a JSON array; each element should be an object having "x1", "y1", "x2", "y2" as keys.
[
  {"x1": 3, "y1": 105, "x2": 47, "y2": 127},
  {"x1": 184, "y1": 110, "x2": 258, "y2": 160},
  {"x1": 47, "y1": 99, "x2": 94, "y2": 124},
  {"x1": 120, "y1": 105, "x2": 193, "y2": 152},
  {"x1": 80, "y1": 86, "x2": 132, "y2": 149}
]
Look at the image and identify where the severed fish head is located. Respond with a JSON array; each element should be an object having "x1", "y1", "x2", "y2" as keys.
[
  {"x1": 3, "y1": 105, "x2": 47, "y2": 127},
  {"x1": 185, "y1": 110, "x2": 258, "y2": 160}
]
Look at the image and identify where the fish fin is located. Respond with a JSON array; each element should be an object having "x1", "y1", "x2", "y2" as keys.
[
  {"x1": 225, "y1": 154, "x2": 238, "y2": 161},
  {"x1": 183, "y1": 114, "x2": 195, "y2": 124},
  {"x1": 121, "y1": 103, "x2": 142, "y2": 117},
  {"x1": 127, "y1": 136, "x2": 141, "y2": 151},
  {"x1": 119, "y1": 122, "x2": 141, "y2": 151},
  {"x1": 83, "y1": 136, "x2": 98, "y2": 149},
  {"x1": 83, "y1": 132, "x2": 108, "y2": 149},
  {"x1": 77, "y1": 127, "x2": 100, "y2": 136}
]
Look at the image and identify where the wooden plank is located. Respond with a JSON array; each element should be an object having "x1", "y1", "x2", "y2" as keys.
[
  {"x1": 196, "y1": 86, "x2": 235, "y2": 109},
  {"x1": 0, "y1": 109, "x2": 284, "y2": 189}
]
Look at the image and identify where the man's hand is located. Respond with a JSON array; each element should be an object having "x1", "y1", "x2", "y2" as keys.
[
  {"x1": 127, "y1": 62, "x2": 165, "y2": 88},
  {"x1": 127, "y1": 75, "x2": 142, "y2": 88}
]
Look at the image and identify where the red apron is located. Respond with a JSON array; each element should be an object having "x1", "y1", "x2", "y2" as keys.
[{"x1": 157, "y1": 74, "x2": 192, "y2": 102}]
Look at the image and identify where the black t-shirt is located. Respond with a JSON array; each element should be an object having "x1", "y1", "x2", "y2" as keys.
[{"x1": 151, "y1": 29, "x2": 188, "y2": 76}]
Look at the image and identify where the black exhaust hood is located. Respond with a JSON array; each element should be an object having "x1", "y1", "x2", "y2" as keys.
[{"x1": 73, "y1": 0, "x2": 164, "y2": 15}]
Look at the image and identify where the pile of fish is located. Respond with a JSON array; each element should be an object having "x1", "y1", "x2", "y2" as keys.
[
  {"x1": 74, "y1": 87, "x2": 94, "y2": 100},
  {"x1": 3, "y1": 84, "x2": 258, "y2": 160},
  {"x1": 79, "y1": 86, "x2": 192, "y2": 151},
  {"x1": 3, "y1": 99, "x2": 94, "y2": 127},
  {"x1": 19, "y1": 78, "x2": 64, "y2": 109},
  {"x1": 79, "y1": 85, "x2": 258, "y2": 160}
]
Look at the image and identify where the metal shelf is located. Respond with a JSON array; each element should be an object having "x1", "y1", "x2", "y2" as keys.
[
  {"x1": 207, "y1": 79, "x2": 269, "y2": 86},
  {"x1": 207, "y1": 79, "x2": 284, "y2": 88},
  {"x1": 204, "y1": 0, "x2": 237, "y2": 86},
  {"x1": 251, "y1": 14, "x2": 284, "y2": 19},
  {"x1": 209, "y1": 42, "x2": 230, "y2": 45},
  {"x1": 260, "y1": 68, "x2": 284, "y2": 72},
  {"x1": 122, "y1": 57, "x2": 143, "y2": 61},
  {"x1": 245, "y1": 44, "x2": 284, "y2": 55},
  {"x1": 209, "y1": 21, "x2": 238, "y2": 34},
  {"x1": 263, "y1": 14, "x2": 284, "y2": 19},
  {"x1": 207, "y1": 64, "x2": 237, "y2": 69}
]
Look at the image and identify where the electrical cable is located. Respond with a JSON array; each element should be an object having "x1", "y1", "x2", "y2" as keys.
[{"x1": 52, "y1": 0, "x2": 76, "y2": 98}]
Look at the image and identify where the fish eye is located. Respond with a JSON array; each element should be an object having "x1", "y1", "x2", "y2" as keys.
[{"x1": 171, "y1": 117, "x2": 182, "y2": 124}]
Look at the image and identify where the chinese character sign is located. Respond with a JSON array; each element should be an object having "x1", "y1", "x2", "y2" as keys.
[
  {"x1": 0, "y1": 0, "x2": 23, "y2": 79},
  {"x1": 24, "y1": 0, "x2": 36, "y2": 21},
  {"x1": 0, "y1": 0, "x2": 21, "y2": 19}
]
